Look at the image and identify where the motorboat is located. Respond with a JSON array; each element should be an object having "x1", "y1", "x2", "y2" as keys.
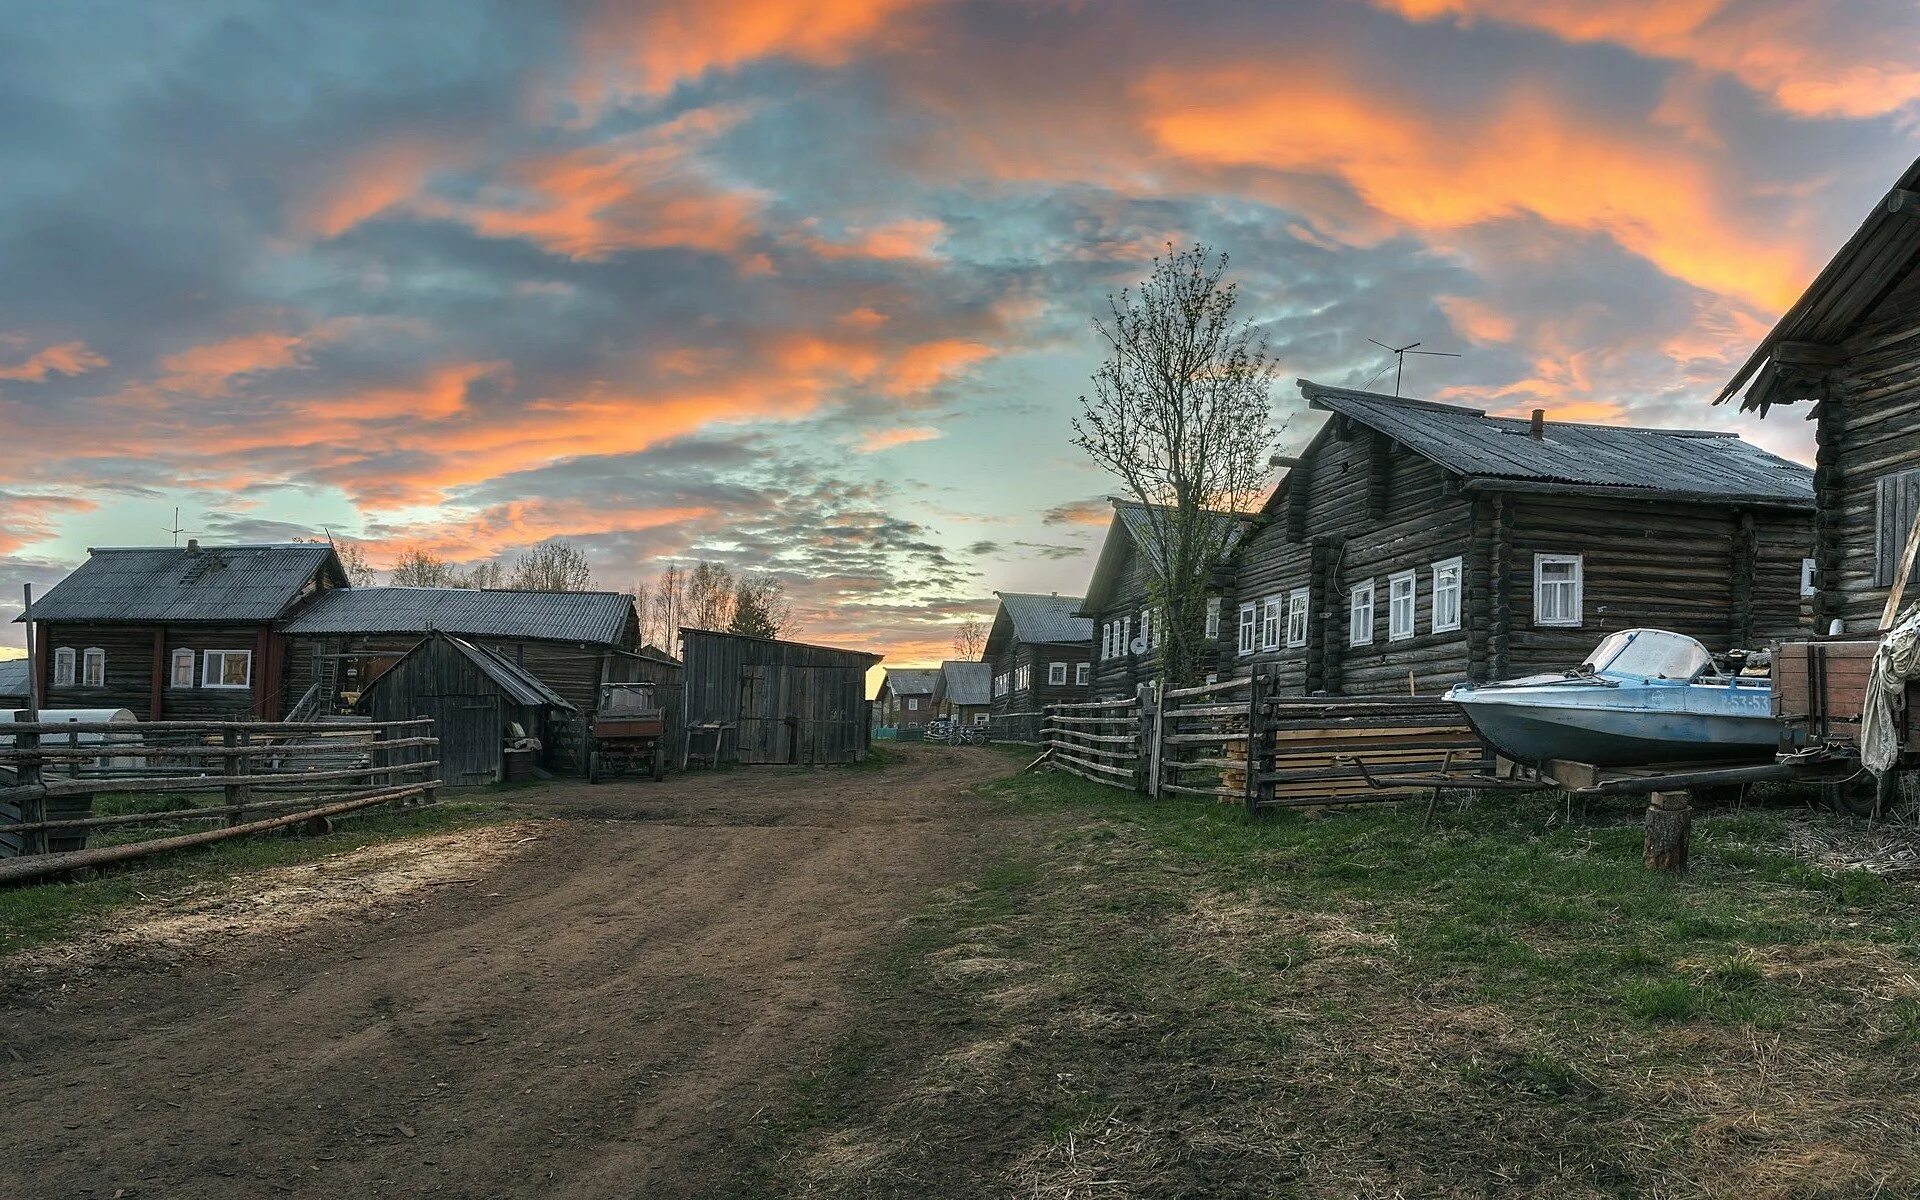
[{"x1": 1443, "y1": 629, "x2": 1778, "y2": 766}]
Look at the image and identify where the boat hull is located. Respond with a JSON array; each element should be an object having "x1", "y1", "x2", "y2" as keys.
[{"x1": 1447, "y1": 682, "x2": 1778, "y2": 767}]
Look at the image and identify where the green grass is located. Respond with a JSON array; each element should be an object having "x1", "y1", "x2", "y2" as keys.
[
  {"x1": 0, "y1": 801, "x2": 506, "y2": 956},
  {"x1": 737, "y1": 769, "x2": 1920, "y2": 1198}
]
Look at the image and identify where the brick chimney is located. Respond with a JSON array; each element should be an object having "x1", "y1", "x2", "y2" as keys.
[
  {"x1": 185, "y1": 537, "x2": 201, "y2": 554},
  {"x1": 1529, "y1": 409, "x2": 1545, "y2": 439}
]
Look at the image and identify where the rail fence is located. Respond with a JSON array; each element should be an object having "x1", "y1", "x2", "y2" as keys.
[
  {"x1": 1035, "y1": 673, "x2": 1489, "y2": 811},
  {"x1": 0, "y1": 717, "x2": 440, "y2": 884}
]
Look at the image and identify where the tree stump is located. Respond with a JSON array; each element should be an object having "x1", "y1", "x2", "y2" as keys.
[{"x1": 1644, "y1": 791, "x2": 1693, "y2": 872}]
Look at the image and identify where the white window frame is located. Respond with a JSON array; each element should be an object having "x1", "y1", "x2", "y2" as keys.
[
  {"x1": 1388, "y1": 571, "x2": 1417, "y2": 642},
  {"x1": 1204, "y1": 597, "x2": 1221, "y2": 640},
  {"x1": 1286, "y1": 588, "x2": 1309, "y2": 648},
  {"x1": 973, "y1": 711, "x2": 989, "y2": 725},
  {"x1": 1150, "y1": 607, "x2": 1164, "y2": 651},
  {"x1": 906, "y1": 697, "x2": 918, "y2": 712},
  {"x1": 1432, "y1": 557, "x2": 1463, "y2": 633},
  {"x1": 1101, "y1": 621, "x2": 1113, "y2": 660},
  {"x1": 1260, "y1": 597, "x2": 1282, "y2": 651},
  {"x1": 1048, "y1": 661, "x2": 1067, "y2": 686},
  {"x1": 202, "y1": 648, "x2": 253, "y2": 690},
  {"x1": 1533, "y1": 554, "x2": 1584, "y2": 627},
  {"x1": 1801, "y1": 557, "x2": 1817, "y2": 598},
  {"x1": 52, "y1": 647, "x2": 75, "y2": 687},
  {"x1": 1120, "y1": 615, "x2": 1132, "y2": 655},
  {"x1": 1075, "y1": 662, "x2": 1089, "y2": 686},
  {"x1": 1138, "y1": 609, "x2": 1152, "y2": 653},
  {"x1": 169, "y1": 647, "x2": 196, "y2": 688},
  {"x1": 1237, "y1": 603, "x2": 1258, "y2": 656},
  {"x1": 1349, "y1": 580, "x2": 1375, "y2": 647},
  {"x1": 81, "y1": 647, "x2": 106, "y2": 688}
]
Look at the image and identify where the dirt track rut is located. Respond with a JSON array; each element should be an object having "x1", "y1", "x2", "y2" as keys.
[{"x1": 0, "y1": 745, "x2": 1019, "y2": 1199}]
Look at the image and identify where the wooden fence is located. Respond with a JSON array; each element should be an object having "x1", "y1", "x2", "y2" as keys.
[
  {"x1": 0, "y1": 717, "x2": 440, "y2": 884},
  {"x1": 1037, "y1": 673, "x2": 1489, "y2": 810}
]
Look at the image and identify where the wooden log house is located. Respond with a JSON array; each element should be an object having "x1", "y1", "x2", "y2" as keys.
[
  {"x1": 875, "y1": 667, "x2": 938, "y2": 728},
  {"x1": 1078, "y1": 498, "x2": 1250, "y2": 698},
  {"x1": 1719, "y1": 156, "x2": 1920, "y2": 635},
  {"x1": 932, "y1": 660, "x2": 992, "y2": 725},
  {"x1": 1224, "y1": 381, "x2": 1816, "y2": 696},
  {"x1": 19, "y1": 541, "x2": 348, "y2": 720},
  {"x1": 984, "y1": 592, "x2": 1092, "y2": 714}
]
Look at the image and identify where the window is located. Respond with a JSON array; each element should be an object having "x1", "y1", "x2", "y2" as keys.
[
  {"x1": 1075, "y1": 662, "x2": 1089, "y2": 686},
  {"x1": 81, "y1": 647, "x2": 106, "y2": 688},
  {"x1": 1286, "y1": 588, "x2": 1309, "y2": 648},
  {"x1": 1149, "y1": 608, "x2": 1164, "y2": 650},
  {"x1": 1349, "y1": 580, "x2": 1375, "y2": 647},
  {"x1": 1801, "y1": 557, "x2": 1817, "y2": 598},
  {"x1": 1048, "y1": 662, "x2": 1067, "y2": 686},
  {"x1": 1388, "y1": 571, "x2": 1416, "y2": 641},
  {"x1": 1260, "y1": 597, "x2": 1282, "y2": 650},
  {"x1": 1204, "y1": 597, "x2": 1221, "y2": 640},
  {"x1": 906, "y1": 697, "x2": 918, "y2": 712},
  {"x1": 52, "y1": 647, "x2": 75, "y2": 687},
  {"x1": 1016, "y1": 664, "x2": 1031, "y2": 691},
  {"x1": 1101, "y1": 621, "x2": 1113, "y2": 660},
  {"x1": 1120, "y1": 615, "x2": 1132, "y2": 655},
  {"x1": 169, "y1": 648, "x2": 195, "y2": 688},
  {"x1": 1533, "y1": 554, "x2": 1583, "y2": 627},
  {"x1": 1237, "y1": 603, "x2": 1257, "y2": 656},
  {"x1": 1138, "y1": 609, "x2": 1152, "y2": 653},
  {"x1": 1875, "y1": 468, "x2": 1920, "y2": 587},
  {"x1": 1432, "y1": 557, "x2": 1463, "y2": 633},
  {"x1": 973, "y1": 712, "x2": 989, "y2": 725},
  {"x1": 202, "y1": 648, "x2": 253, "y2": 689}
]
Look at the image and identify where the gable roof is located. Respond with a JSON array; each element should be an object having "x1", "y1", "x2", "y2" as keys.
[
  {"x1": 22, "y1": 543, "x2": 344, "y2": 624},
  {"x1": 880, "y1": 668, "x2": 939, "y2": 698},
  {"x1": 991, "y1": 591, "x2": 1094, "y2": 649},
  {"x1": 365, "y1": 631, "x2": 573, "y2": 710},
  {"x1": 0, "y1": 658, "x2": 28, "y2": 698},
  {"x1": 1077, "y1": 499, "x2": 1252, "y2": 615},
  {"x1": 284, "y1": 586, "x2": 635, "y2": 645},
  {"x1": 934, "y1": 660, "x2": 991, "y2": 707},
  {"x1": 1298, "y1": 381, "x2": 1813, "y2": 508},
  {"x1": 1719, "y1": 157, "x2": 1920, "y2": 413}
]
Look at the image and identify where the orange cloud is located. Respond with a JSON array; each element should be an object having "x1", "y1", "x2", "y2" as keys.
[
  {"x1": 856, "y1": 426, "x2": 942, "y2": 453},
  {"x1": 157, "y1": 331, "x2": 311, "y2": 396},
  {"x1": 797, "y1": 217, "x2": 945, "y2": 261},
  {"x1": 294, "y1": 137, "x2": 454, "y2": 238},
  {"x1": 373, "y1": 499, "x2": 712, "y2": 562},
  {"x1": 1437, "y1": 295, "x2": 1516, "y2": 344},
  {"x1": 0, "y1": 492, "x2": 94, "y2": 555},
  {"x1": 1371, "y1": 0, "x2": 1920, "y2": 119},
  {"x1": 0, "y1": 339, "x2": 106, "y2": 382}
]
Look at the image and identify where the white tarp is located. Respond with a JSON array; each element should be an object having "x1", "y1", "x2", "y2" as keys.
[{"x1": 1863, "y1": 604, "x2": 1920, "y2": 774}]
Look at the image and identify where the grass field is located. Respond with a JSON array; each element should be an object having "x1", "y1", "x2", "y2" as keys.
[{"x1": 748, "y1": 768, "x2": 1920, "y2": 1199}]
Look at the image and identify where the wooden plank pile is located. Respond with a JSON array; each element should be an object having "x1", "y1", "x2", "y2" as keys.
[{"x1": 1252, "y1": 696, "x2": 1489, "y2": 810}]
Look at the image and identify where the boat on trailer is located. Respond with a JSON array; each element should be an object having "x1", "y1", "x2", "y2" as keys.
[{"x1": 1443, "y1": 629, "x2": 1778, "y2": 767}]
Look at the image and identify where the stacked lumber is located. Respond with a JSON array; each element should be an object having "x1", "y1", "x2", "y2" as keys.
[{"x1": 1253, "y1": 697, "x2": 1487, "y2": 809}]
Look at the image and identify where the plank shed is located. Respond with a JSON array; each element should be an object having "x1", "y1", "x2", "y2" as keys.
[
  {"x1": 1223, "y1": 382, "x2": 1815, "y2": 696},
  {"x1": 679, "y1": 628, "x2": 881, "y2": 765},
  {"x1": 984, "y1": 592, "x2": 1093, "y2": 713},
  {"x1": 1720, "y1": 156, "x2": 1920, "y2": 635},
  {"x1": 359, "y1": 630, "x2": 574, "y2": 785}
]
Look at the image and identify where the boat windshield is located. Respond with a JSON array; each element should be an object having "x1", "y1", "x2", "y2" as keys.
[{"x1": 1579, "y1": 629, "x2": 1714, "y2": 682}]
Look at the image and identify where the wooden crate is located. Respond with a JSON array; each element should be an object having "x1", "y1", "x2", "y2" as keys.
[{"x1": 1773, "y1": 639, "x2": 1920, "y2": 751}]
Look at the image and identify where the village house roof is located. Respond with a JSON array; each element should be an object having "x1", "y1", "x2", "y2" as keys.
[
  {"x1": 880, "y1": 668, "x2": 940, "y2": 697},
  {"x1": 20, "y1": 543, "x2": 345, "y2": 624},
  {"x1": 1077, "y1": 499, "x2": 1252, "y2": 615},
  {"x1": 1717, "y1": 156, "x2": 1920, "y2": 414},
  {"x1": 935, "y1": 660, "x2": 991, "y2": 707},
  {"x1": 373, "y1": 631, "x2": 574, "y2": 711},
  {"x1": 0, "y1": 658, "x2": 29, "y2": 698},
  {"x1": 1298, "y1": 382, "x2": 1814, "y2": 508},
  {"x1": 284, "y1": 586, "x2": 635, "y2": 645},
  {"x1": 993, "y1": 591, "x2": 1094, "y2": 646}
]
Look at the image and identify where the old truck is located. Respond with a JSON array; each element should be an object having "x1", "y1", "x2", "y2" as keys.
[{"x1": 586, "y1": 681, "x2": 667, "y2": 784}]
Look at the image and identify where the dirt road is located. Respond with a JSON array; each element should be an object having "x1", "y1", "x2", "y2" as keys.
[{"x1": 0, "y1": 745, "x2": 1021, "y2": 1199}]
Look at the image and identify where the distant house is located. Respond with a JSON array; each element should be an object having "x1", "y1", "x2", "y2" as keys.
[
  {"x1": 1078, "y1": 499, "x2": 1251, "y2": 698},
  {"x1": 681, "y1": 628, "x2": 881, "y2": 765},
  {"x1": 0, "y1": 658, "x2": 30, "y2": 711},
  {"x1": 1223, "y1": 381, "x2": 1815, "y2": 696},
  {"x1": 20, "y1": 541, "x2": 348, "y2": 720},
  {"x1": 359, "y1": 630, "x2": 575, "y2": 785},
  {"x1": 876, "y1": 668, "x2": 939, "y2": 727},
  {"x1": 932, "y1": 660, "x2": 992, "y2": 725},
  {"x1": 985, "y1": 592, "x2": 1093, "y2": 714},
  {"x1": 1719, "y1": 156, "x2": 1920, "y2": 635}
]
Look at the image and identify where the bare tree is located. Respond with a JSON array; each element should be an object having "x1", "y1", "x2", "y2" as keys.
[
  {"x1": 298, "y1": 536, "x2": 375, "y2": 586},
  {"x1": 1073, "y1": 244, "x2": 1277, "y2": 685},
  {"x1": 952, "y1": 616, "x2": 988, "y2": 660},
  {"x1": 389, "y1": 546, "x2": 459, "y2": 587},
  {"x1": 728, "y1": 574, "x2": 793, "y2": 640},
  {"x1": 508, "y1": 539, "x2": 595, "y2": 592},
  {"x1": 649, "y1": 563, "x2": 687, "y2": 646},
  {"x1": 686, "y1": 561, "x2": 737, "y2": 630},
  {"x1": 459, "y1": 560, "x2": 506, "y2": 590}
]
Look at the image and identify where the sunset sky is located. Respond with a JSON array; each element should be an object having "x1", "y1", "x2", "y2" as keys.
[{"x1": 3, "y1": 0, "x2": 1919, "y2": 664}]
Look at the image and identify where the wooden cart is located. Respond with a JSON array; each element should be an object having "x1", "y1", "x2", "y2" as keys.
[{"x1": 587, "y1": 682, "x2": 667, "y2": 784}]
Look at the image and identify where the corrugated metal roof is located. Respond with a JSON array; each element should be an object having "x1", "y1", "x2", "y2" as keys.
[
  {"x1": 995, "y1": 592, "x2": 1094, "y2": 645},
  {"x1": 882, "y1": 668, "x2": 940, "y2": 696},
  {"x1": 446, "y1": 635, "x2": 575, "y2": 710},
  {"x1": 22, "y1": 544, "x2": 341, "y2": 624},
  {"x1": 284, "y1": 586, "x2": 635, "y2": 644},
  {"x1": 0, "y1": 659, "x2": 28, "y2": 698},
  {"x1": 1720, "y1": 157, "x2": 1920, "y2": 412},
  {"x1": 1077, "y1": 498, "x2": 1252, "y2": 615},
  {"x1": 1302, "y1": 382, "x2": 1814, "y2": 506},
  {"x1": 938, "y1": 660, "x2": 991, "y2": 707}
]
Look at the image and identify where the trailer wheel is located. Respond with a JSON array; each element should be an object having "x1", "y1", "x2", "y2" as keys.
[
  {"x1": 588, "y1": 749, "x2": 602, "y2": 785},
  {"x1": 1822, "y1": 770, "x2": 1895, "y2": 817},
  {"x1": 650, "y1": 741, "x2": 666, "y2": 782}
]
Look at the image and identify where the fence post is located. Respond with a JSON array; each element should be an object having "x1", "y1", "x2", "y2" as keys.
[
  {"x1": 1133, "y1": 682, "x2": 1154, "y2": 795},
  {"x1": 1146, "y1": 679, "x2": 1166, "y2": 798},
  {"x1": 419, "y1": 716, "x2": 440, "y2": 806},
  {"x1": 1244, "y1": 671, "x2": 1269, "y2": 813},
  {"x1": 17, "y1": 728, "x2": 45, "y2": 856},
  {"x1": 230, "y1": 729, "x2": 255, "y2": 827}
]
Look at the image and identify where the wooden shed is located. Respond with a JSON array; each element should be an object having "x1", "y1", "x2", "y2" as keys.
[
  {"x1": 679, "y1": 628, "x2": 881, "y2": 765},
  {"x1": 359, "y1": 630, "x2": 574, "y2": 785}
]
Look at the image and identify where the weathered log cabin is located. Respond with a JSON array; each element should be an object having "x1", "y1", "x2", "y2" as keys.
[
  {"x1": 875, "y1": 668, "x2": 938, "y2": 728},
  {"x1": 1078, "y1": 499, "x2": 1250, "y2": 698},
  {"x1": 680, "y1": 628, "x2": 881, "y2": 765},
  {"x1": 359, "y1": 630, "x2": 575, "y2": 785},
  {"x1": 985, "y1": 592, "x2": 1092, "y2": 713},
  {"x1": 932, "y1": 660, "x2": 992, "y2": 725},
  {"x1": 1719, "y1": 158, "x2": 1920, "y2": 634},
  {"x1": 1225, "y1": 382, "x2": 1816, "y2": 696},
  {"x1": 21, "y1": 541, "x2": 347, "y2": 719}
]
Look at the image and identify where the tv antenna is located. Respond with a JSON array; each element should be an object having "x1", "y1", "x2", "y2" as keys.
[
  {"x1": 1367, "y1": 339, "x2": 1461, "y2": 397},
  {"x1": 165, "y1": 507, "x2": 192, "y2": 546}
]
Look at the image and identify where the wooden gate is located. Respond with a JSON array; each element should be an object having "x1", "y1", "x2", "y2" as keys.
[{"x1": 415, "y1": 694, "x2": 501, "y2": 785}]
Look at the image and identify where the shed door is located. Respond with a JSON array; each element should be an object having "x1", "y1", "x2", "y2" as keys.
[{"x1": 416, "y1": 694, "x2": 502, "y2": 786}]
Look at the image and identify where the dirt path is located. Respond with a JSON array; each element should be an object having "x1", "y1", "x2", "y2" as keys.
[{"x1": 0, "y1": 745, "x2": 1024, "y2": 1199}]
